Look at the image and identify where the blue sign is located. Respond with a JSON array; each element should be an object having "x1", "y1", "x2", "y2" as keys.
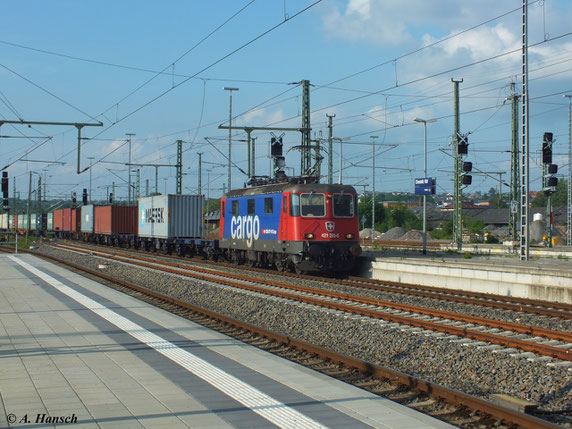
[
  {"x1": 415, "y1": 177, "x2": 435, "y2": 195},
  {"x1": 361, "y1": 216, "x2": 366, "y2": 223}
]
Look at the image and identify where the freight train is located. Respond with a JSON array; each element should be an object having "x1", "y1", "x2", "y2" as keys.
[{"x1": 0, "y1": 182, "x2": 362, "y2": 273}]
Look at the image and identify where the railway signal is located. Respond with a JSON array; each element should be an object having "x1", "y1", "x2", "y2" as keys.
[
  {"x1": 457, "y1": 133, "x2": 472, "y2": 186},
  {"x1": 542, "y1": 132, "x2": 557, "y2": 247},
  {"x1": 2, "y1": 171, "x2": 8, "y2": 210}
]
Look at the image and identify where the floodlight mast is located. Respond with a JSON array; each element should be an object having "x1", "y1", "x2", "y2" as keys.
[
  {"x1": 414, "y1": 118, "x2": 437, "y2": 255},
  {"x1": 370, "y1": 136, "x2": 378, "y2": 243}
]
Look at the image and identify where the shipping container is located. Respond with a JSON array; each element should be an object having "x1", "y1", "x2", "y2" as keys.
[
  {"x1": 94, "y1": 205, "x2": 137, "y2": 235},
  {"x1": 138, "y1": 194, "x2": 204, "y2": 239},
  {"x1": 9, "y1": 214, "x2": 17, "y2": 231},
  {"x1": 81, "y1": 205, "x2": 94, "y2": 233},
  {"x1": 30, "y1": 213, "x2": 37, "y2": 231},
  {"x1": 0, "y1": 213, "x2": 7, "y2": 230},
  {"x1": 47, "y1": 212, "x2": 54, "y2": 231},
  {"x1": 62, "y1": 208, "x2": 72, "y2": 232},
  {"x1": 18, "y1": 214, "x2": 28, "y2": 231},
  {"x1": 71, "y1": 208, "x2": 80, "y2": 232},
  {"x1": 53, "y1": 209, "x2": 64, "y2": 231}
]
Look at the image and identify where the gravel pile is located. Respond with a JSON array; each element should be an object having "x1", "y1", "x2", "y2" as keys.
[
  {"x1": 379, "y1": 227, "x2": 406, "y2": 240},
  {"x1": 36, "y1": 244, "x2": 572, "y2": 425},
  {"x1": 399, "y1": 230, "x2": 439, "y2": 241}
]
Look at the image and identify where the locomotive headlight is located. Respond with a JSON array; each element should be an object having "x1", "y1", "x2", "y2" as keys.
[
  {"x1": 345, "y1": 233, "x2": 354, "y2": 239},
  {"x1": 304, "y1": 233, "x2": 314, "y2": 239}
]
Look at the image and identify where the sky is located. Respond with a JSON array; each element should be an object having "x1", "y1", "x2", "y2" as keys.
[{"x1": 1, "y1": 0, "x2": 571, "y2": 205}]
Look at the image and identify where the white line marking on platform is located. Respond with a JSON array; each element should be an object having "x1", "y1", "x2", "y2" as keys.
[{"x1": 10, "y1": 256, "x2": 328, "y2": 429}]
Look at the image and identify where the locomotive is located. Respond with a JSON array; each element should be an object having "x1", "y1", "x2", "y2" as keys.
[{"x1": 219, "y1": 182, "x2": 361, "y2": 273}]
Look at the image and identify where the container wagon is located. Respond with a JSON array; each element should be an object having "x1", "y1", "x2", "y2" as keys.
[
  {"x1": 93, "y1": 205, "x2": 137, "y2": 246},
  {"x1": 137, "y1": 194, "x2": 213, "y2": 256}
]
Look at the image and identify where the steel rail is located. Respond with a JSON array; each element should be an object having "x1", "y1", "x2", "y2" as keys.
[
  {"x1": 51, "y1": 243, "x2": 572, "y2": 361},
  {"x1": 345, "y1": 276, "x2": 572, "y2": 317}
]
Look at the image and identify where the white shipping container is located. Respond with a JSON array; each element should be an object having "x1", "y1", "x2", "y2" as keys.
[
  {"x1": 81, "y1": 205, "x2": 94, "y2": 233},
  {"x1": 138, "y1": 194, "x2": 204, "y2": 239},
  {"x1": 30, "y1": 214, "x2": 37, "y2": 231},
  {"x1": 0, "y1": 213, "x2": 7, "y2": 229},
  {"x1": 19, "y1": 215, "x2": 28, "y2": 230},
  {"x1": 47, "y1": 212, "x2": 53, "y2": 231}
]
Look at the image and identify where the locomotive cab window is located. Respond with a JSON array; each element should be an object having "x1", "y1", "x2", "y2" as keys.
[
  {"x1": 231, "y1": 200, "x2": 239, "y2": 216},
  {"x1": 247, "y1": 199, "x2": 255, "y2": 215},
  {"x1": 221, "y1": 201, "x2": 225, "y2": 218},
  {"x1": 283, "y1": 196, "x2": 287, "y2": 214},
  {"x1": 333, "y1": 193, "x2": 355, "y2": 217},
  {"x1": 300, "y1": 193, "x2": 325, "y2": 217},
  {"x1": 290, "y1": 194, "x2": 300, "y2": 217},
  {"x1": 264, "y1": 197, "x2": 273, "y2": 214}
]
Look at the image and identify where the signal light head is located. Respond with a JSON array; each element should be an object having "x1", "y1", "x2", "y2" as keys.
[
  {"x1": 547, "y1": 176, "x2": 558, "y2": 187},
  {"x1": 462, "y1": 175, "x2": 472, "y2": 185}
]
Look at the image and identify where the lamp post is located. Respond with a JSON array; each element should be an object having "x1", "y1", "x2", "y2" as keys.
[
  {"x1": 414, "y1": 118, "x2": 437, "y2": 255},
  {"x1": 370, "y1": 136, "x2": 378, "y2": 243},
  {"x1": 223, "y1": 87, "x2": 239, "y2": 192}
]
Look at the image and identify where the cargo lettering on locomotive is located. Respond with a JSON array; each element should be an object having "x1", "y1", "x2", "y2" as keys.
[{"x1": 231, "y1": 215, "x2": 260, "y2": 247}]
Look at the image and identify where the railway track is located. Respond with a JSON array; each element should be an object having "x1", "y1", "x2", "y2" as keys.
[
  {"x1": 45, "y1": 239, "x2": 572, "y2": 321},
  {"x1": 2, "y1": 244, "x2": 563, "y2": 429},
  {"x1": 50, "y1": 242, "x2": 572, "y2": 362}
]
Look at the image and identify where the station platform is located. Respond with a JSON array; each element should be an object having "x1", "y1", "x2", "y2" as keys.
[
  {"x1": 360, "y1": 250, "x2": 572, "y2": 304},
  {"x1": 0, "y1": 254, "x2": 453, "y2": 429}
]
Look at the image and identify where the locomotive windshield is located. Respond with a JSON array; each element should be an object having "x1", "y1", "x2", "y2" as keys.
[
  {"x1": 333, "y1": 193, "x2": 355, "y2": 217},
  {"x1": 300, "y1": 193, "x2": 325, "y2": 217}
]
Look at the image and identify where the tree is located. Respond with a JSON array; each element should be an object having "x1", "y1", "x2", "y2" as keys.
[
  {"x1": 532, "y1": 179, "x2": 567, "y2": 207},
  {"x1": 431, "y1": 220, "x2": 453, "y2": 239},
  {"x1": 358, "y1": 194, "x2": 385, "y2": 231}
]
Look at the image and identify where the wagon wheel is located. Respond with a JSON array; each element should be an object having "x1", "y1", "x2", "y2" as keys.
[
  {"x1": 231, "y1": 250, "x2": 243, "y2": 265},
  {"x1": 275, "y1": 259, "x2": 286, "y2": 272},
  {"x1": 294, "y1": 264, "x2": 305, "y2": 275}
]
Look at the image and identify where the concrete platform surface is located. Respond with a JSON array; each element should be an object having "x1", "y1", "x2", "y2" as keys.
[
  {"x1": 0, "y1": 254, "x2": 454, "y2": 429},
  {"x1": 361, "y1": 251, "x2": 572, "y2": 304}
]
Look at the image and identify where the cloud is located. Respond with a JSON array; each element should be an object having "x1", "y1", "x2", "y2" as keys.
[
  {"x1": 425, "y1": 24, "x2": 518, "y2": 62},
  {"x1": 322, "y1": 0, "x2": 412, "y2": 46},
  {"x1": 320, "y1": 0, "x2": 515, "y2": 47},
  {"x1": 239, "y1": 108, "x2": 286, "y2": 127}
]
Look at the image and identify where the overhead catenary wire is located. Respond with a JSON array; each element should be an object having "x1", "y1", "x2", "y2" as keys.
[{"x1": 72, "y1": 0, "x2": 325, "y2": 173}]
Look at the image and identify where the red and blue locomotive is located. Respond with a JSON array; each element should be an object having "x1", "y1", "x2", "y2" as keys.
[{"x1": 219, "y1": 182, "x2": 362, "y2": 273}]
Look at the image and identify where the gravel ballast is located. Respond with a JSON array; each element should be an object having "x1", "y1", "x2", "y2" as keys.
[{"x1": 36, "y1": 243, "x2": 572, "y2": 425}]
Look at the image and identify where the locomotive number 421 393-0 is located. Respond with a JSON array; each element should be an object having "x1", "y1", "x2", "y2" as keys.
[{"x1": 321, "y1": 232, "x2": 340, "y2": 238}]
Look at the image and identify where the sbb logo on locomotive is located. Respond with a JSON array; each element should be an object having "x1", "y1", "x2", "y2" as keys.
[{"x1": 230, "y1": 215, "x2": 260, "y2": 247}]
